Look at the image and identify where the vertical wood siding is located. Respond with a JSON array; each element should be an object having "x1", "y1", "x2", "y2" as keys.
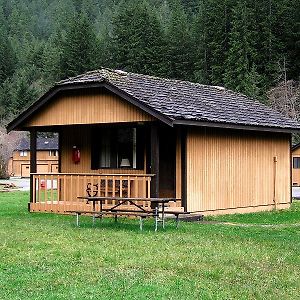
[
  {"x1": 24, "y1": 90, "x2": 154, "y2": 127},
  {"x1": 186, "y1": 127, "x2": 290, "y2": 213},
  {"x1": 292, "y1": 147, "x2": 300, "y2": 185}
]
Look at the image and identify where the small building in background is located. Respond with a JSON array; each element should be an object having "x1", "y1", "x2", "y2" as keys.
[
  {"x1": 8, "y1": 137, "x2": 59, "y2": 177},
  {"x1": 292, "y1": 143, "x2": 300, "y2": 186}
]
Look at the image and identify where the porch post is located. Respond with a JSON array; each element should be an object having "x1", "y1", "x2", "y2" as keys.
[
  {"x1": 58, "y1": 130, "x2": 62, "y2": 173},
  {"x1": 150, "y1": 124, "x2": 159, "y2": 198},
  {"x1": 181, "y1": 128, "x2": 187, "y2": 212},
  {"x1": 29, "y1": 129, "x2": 37, "y2": 209}
]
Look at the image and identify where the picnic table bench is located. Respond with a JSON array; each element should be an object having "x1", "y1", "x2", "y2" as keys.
[{"x1": 66, "y1": 196, "x2": 190, "y2": 231}]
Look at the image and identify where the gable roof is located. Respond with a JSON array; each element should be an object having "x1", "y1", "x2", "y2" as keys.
[
  {"x1": 16, "y1": 137, "x2": 58, "y2": 151},
  {"x1": 7, "y1": 68, "x2": 300, "y2": 133}
]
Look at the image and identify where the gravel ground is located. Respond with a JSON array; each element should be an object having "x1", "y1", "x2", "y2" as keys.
[
  {"x1": 292, "y1": 187, "x2": 300, "y2": 199},
  {"x1": 0, "y1": 178, "x2": 30, "y2": 191}
]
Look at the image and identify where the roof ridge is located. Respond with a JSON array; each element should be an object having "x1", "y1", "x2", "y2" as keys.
[{"x1": 56, "y1": 68, "x2": 254, "y2": 101}]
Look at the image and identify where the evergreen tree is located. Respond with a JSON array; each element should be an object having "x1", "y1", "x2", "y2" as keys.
[
  {"x1": 193, "y1": 0, "x2": 209, "y2": 84},
  {"x1": 0, "y1": 67, "x2": 39, "y2": 118},
  {"x1": 276, "y1": 0, "x2": 300, "y2": 80},
  {"x1": 111, "y1": 1, "x2": 167, "y2": 76},
  {"x1": 205, "y1": 0, "x2": 233, "y2": 85},
  {"x1": 42, "y1": 33, "x2": 63, "y2": 84},
  {"x1": 251, "y1": 0, "x2": 283, "y2": 89},
  {"x1": 224, "y1": 0, "x2": 260, "y2": 98},
  {"x1": 165, "y1": 1, "x2": 193, "y2": 80},
  {"x1": 60, "y1": 12, "x2": 99, "y2": 78},
  {"x1": 0, "y1": 7, "x2": 15, "y2": 84},
  {"x1": 243, "y1": 64, "x2": 262, "y2": 100}
]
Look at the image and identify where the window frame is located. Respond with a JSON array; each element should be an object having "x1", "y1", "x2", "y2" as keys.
[
  {"x1": 91, "y1": 126, "x2": 145, "y2": 170},
  {"x1": 293, "y1": 157, "x2": 300, "y2": 169}
]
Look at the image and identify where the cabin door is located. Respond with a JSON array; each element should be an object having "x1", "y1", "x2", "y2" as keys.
[
  {"x1": 159, "y1": 127, "x2": 176, "y2": 198},
  {"x1": 21, "y1": 164, "x2": 30, "y2": 177}
]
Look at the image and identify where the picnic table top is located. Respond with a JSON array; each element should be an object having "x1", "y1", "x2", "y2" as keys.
[{"x1": 77, "y1": 196, "x2": 180, "y2": 203}]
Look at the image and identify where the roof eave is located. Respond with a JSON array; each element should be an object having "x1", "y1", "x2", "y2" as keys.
[
  {"x1": 6, "y1": 81, "x2": 173, "y2": 132},
  {"x1": 292, "y1": 143, "x2": 300, "y2": 151},
  {"x1": 173, "y1": 119, "x2": 299, "y2": 134}
]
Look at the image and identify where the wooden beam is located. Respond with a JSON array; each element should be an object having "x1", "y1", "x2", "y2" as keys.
[
  {"x1": 150, "y1": 125, "x2": 159, "y2": 198},
  {"x1": 30, "y1": 129, "x2": 37, "y2": 206},
  {"x1": 181, "y1": 128, "x2": 187, "y2": 212},
  {"x1": 58, "y1": 130, "x2": 62, "y2": 173}
]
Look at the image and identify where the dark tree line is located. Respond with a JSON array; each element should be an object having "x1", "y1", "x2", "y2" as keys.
[{"x1": 0, "y1": 0, "x2": 299, "y2": 121}]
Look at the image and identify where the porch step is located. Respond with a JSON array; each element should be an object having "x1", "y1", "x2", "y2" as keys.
[{"x1": 178, "y1": 214, "x2": 204, "y2": 222}]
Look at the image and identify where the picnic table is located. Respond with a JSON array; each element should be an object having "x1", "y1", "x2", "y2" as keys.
[{"x1": 68, "y1": 196, "x2": 187, "y2": 231}]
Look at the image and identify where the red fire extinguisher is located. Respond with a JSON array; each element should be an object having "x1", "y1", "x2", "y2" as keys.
[{"x1": 72, "y1": 146, "x2": 80, "y2": 164}]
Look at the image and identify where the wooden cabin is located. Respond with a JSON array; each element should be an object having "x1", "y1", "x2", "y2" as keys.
[
  {"x1": 8, "y1": 137, "x2": 59, "y2": 177},
  {"x1": 292, "y1": 143, "x2": 300, "y2": 186},
  {"x1": 6, "y1": 68, "x2": 300, "y2": 215}
]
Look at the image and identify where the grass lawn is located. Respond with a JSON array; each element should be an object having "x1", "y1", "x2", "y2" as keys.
[{"x1": 0, "y1": 192, "x2": 299, "y2": 299}]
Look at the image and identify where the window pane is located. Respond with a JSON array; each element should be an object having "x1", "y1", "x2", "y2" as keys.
[
  {"x1": 92, "y1": 127, "x2": 143, "y2": 170},
  {"x1": 117, "y1": 128, "x2": 133, "y2": 168},
  {"x1": 99, "y1": 130, "x2": 111, "y2": 168},
  {"x1": 20, "y1": 151, "x2": 27, "y2": 157},
  {"x1": 293, "y1": 157, "x2": 300, "y2": 168}
]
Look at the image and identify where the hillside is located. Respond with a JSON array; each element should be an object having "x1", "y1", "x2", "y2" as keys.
[{"x1": 0, "y1": 0, "x2": 299, "y2": 122}]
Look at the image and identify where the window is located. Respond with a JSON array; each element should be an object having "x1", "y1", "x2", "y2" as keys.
[
  {"x1": 91, "y1": 127, "x2": 144, "y2": 169},
  {"x1": 20, "y1": 151, "x2": 28, "y2": 157},
  {"x1": 293, "y1": 157, "x2": 300, "y2": 168},
  {"x1": 49, "y1": 150, "x2": 58, "y2": 157}
]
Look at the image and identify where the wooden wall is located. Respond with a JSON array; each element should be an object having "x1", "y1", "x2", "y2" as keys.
[
  {"x1": 292, "y1": 147, "x2": 300, "y2": 185},
  {"x1": 8, "y1": 150, "x2": 58, "y2": 177},
  {"x1": 186, "y1": 127, "x2": 291, "y2": 214},
  {"x1": 24, "y1": 89, "x2": 154, "y2": 127}
]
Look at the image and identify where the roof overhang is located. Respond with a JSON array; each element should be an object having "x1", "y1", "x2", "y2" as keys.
[
  {"x1": 173, "y1": 119, "x2": 298, "y2": 134},
  {"x1": 6, "y1": 80, "x2": 174, "y2": 132}
]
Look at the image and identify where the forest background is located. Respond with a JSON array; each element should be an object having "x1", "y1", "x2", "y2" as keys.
[{"x1": 0, "y1": 0, "x2": 299, "y2": 176}]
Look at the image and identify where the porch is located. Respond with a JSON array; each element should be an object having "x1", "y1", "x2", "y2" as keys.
[{"x1": 28, "y1": 119, "x2": 185, "y2": 213}]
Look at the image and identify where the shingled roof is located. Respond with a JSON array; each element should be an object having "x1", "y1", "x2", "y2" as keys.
[
  {"x1": 58, "y1": 68, "x2": 300, "y2": 130},
  {"x1": 16, "y1": 137, "x2": 58, "y2": 151},
  {"x1": 7, "y1": 68, "x2": 300, "y2": 132}
]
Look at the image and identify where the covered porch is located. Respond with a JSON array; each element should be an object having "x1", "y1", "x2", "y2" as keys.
[{"x1": 29, "y1": 122, "x2": 184, "y2": 213}]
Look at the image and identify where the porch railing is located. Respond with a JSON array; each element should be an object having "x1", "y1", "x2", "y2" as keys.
[{"x1": 30, "y1": 173, "x2": 154, "y2": 213}]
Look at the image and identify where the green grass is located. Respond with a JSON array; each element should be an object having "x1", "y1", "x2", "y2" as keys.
[
  {"x1": 205, "y1": 201, "x2": 300, "y2": 225},
  {"x1": 0, "y1": 192, "x2": 299, "y2": 300}
]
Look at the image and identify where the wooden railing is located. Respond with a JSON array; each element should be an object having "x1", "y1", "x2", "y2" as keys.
[{"x1": 30, "y1": 173, "x2": 154, "y2": 213}]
